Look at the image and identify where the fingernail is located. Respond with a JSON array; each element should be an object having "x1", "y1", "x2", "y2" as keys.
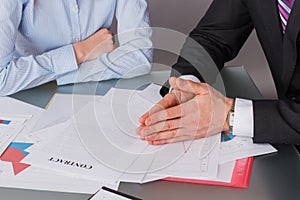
[
  {"x1": 145, "y1": 119, "x2": 151, "y2": 125},
  {"x1": 139, "y1": 117, "x2": 145, "y2": 124}
]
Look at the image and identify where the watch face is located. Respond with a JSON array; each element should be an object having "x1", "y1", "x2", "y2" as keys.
[{"x1": 229, "y1": 112, "x2": 234, "y2": 127}]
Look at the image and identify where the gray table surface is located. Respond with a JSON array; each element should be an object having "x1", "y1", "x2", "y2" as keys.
[{"x1": 2, "y1": 70, "x2": 300, "y2": 200}]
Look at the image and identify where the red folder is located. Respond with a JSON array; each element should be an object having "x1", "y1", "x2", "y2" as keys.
[{"x1": 163, "y1": 156, "x2": 253, "y2": 188}]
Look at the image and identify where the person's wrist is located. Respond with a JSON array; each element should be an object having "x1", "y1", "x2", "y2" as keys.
[{"x1": 72, "y1": 42, "x2": 86, "y2": 64}]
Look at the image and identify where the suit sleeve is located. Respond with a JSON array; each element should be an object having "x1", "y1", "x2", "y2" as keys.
[
  {"x1": 161, "y1": 0, "x2": 254, "y2": 96},
  {"x1": 159, "y1": 0, "x2": 300, "y2": 145},
  {"x1": 253, "y1": 99, "x2": 300, "y2": 144}
]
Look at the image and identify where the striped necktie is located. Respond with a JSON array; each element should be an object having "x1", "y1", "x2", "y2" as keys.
[{"x1": 278, "y1": 0, "x2": 295, "y2": 32}]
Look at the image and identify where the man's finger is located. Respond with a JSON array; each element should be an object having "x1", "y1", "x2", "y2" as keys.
[
  {"x1": 138, "y1": 118, "x2": 183, "y2": 137},
  {"x1": 145, "y1": 104, "x2": 183, "y2": 125},
  {"x1": 139, "y1": 112, "x2": 150, "y2": 125},
  {"x1": 139, "y1": 93, "x2": 178, "y2": 124},
  {"x1": 143, "y1": 128, "x2": 181, "y2": 141},
  {"x1": 148, "y1": 135, "x2": 195, "y2": 145}
]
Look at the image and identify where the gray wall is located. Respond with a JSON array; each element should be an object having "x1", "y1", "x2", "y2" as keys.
[{"x1": 147, "y1": 0, "x2": 277, "y2": 98}]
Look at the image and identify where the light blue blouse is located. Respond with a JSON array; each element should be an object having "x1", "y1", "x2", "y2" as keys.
[{"x1": 0, "y1": 0, "x2": 153, "y2": 96}]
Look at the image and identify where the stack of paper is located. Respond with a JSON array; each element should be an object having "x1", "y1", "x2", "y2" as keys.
[
  {"x1": 0, "y1": 84, "x2": 277, "y2": 195},
  {"x1": 0, "y1": 97, "x2": 118, "y2": 194},
  {"x1": 23, "y1": 87, "x2": 221, "y2": 184}
]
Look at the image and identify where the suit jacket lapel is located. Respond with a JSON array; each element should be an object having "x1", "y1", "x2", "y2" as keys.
[
  {"x1": 262, "y1": 0, "x2": 283, "y2": 40},
  {"x1": 282, "y1": 0, "x2": 300, "y2": 94},
  {"x1": 260, "y1": 0, "x2": 286, "y2": 97}
]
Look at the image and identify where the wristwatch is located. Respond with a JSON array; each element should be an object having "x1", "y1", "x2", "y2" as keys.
[{"x1": 228, "y1": 100, "x2": 235, "y2": 128}]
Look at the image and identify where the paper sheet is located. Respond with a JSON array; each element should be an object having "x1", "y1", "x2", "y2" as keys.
[
  {"x1": 145, "y1": 134, "x2": 220, "y2": 180},
  {"x1": 220, "y1": 136, "x2": 277, "y2": 164},
  {"x1": 137, "y1": 83, "x2": 163, "y2": 104},
  {"x1": 0, "y1": 97, "x2": 44, "y2": 156},
  {"x1": 0, "y1": 162, "x2": 115, "y2": 194},
  {"x1": 0, "y1": 114, "x2": 31, "y2": 156},
  {"x1": 1, "y1": 133, "x2": 119, "y2": 193},
  {"x1": 0, "y1": 97, "x2": 44, "y2": 133},
  {"x1": 32, "y1": 93, "x2": 104, "y2": 131},
  {"x1": 78, "y1": 88, "x2": 220, "y2": 179},
  {"x1": 0, "y1": 97, "x2": 119, "y2": 194},
  {"x1": 19, "y1": 84, "x2": 276, "y2": 190},
  {"x1": 24, "y1": 87, "x2": 220, "y2": 184},
  {"x1": 24, "y1": 119, "x2": 150, "y2": 183}
]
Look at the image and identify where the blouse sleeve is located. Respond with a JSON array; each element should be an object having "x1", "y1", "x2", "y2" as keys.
[{"x1": 0, "y1": 0, "x2": 78, "y2": 96}]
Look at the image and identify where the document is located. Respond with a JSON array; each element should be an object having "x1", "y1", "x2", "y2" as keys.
[
  {"x1": 0, "y1": 97, "x2": 119, "y2": 194},
  {"x1": 19, "y1": 84, "x2": 277, "y2": 190},
  {"x1": 24, "y1": 87, "x2": 220, "y2": 184},
  {"x1": 0, "y1": 114, "x2": 31, "y2": 156},
  {"x1": 137, "y1": 83, "x2": 162, "y2": 104},
  {"x1": 0, "y1": 97, "x2": 44, "y2": 133},
  {"x1": 145, "y1": 134, "x2": 220, "y2": 180},
  {"x1": 32, "y1": 93, "x2": 104, "y2": 131},
  {"x1": 1, "y1": 130, "x2": 119, "y2": 193},
  {"x1": 219, "y1": 136, "x2": 277, "y2": 164},
  {"x1": 24, "y1": 119, "x2": 151, "y2": 183},
  {"x1": 0, "y1": 161, "x2": 113, "y2": 194},
  {"x1": 75, "y1": 88, "x2": 220, "y2": 179},
  {"x1": 0, "y1": 97, "x2": 43, "y2": 156}
]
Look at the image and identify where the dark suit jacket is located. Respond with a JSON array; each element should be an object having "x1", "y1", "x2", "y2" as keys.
[{"x1": 161, "y1": 0, "x2": 300, "y2": 144}]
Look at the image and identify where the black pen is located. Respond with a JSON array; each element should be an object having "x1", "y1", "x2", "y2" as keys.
[{"x1": 88, "y1": 186, "x2": 142, "y2": 200}]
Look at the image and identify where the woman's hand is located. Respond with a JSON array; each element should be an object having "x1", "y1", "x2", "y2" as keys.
[{"x1": 73, "y1": 28, "x2": 115, "y2": 64}]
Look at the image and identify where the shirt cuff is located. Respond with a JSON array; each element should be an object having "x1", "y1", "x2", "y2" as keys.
[
  {"x1": 179, "y1": 75, "x2": 201, "y2": 83},
  {"x1": 169, "y1": 75, "x2": 201, "y2": 92},
  {"x1": 50, "y1": 44, "x2": 78, "y2": 77},
  {"x1": 232, "y1": 98, "x2": 254, "y2": 137}
]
